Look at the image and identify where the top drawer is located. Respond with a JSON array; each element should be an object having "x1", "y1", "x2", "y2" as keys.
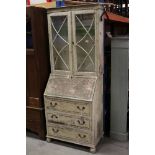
[{"x1": 44, "y1": 97, "x2": 91, "y2": 117}]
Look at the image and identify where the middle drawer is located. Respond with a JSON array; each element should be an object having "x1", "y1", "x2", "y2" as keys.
[
  {"x1": 44, "y1": 97, "x2": 91, "y2": 117},
  {"x1": 47, "y1": 112, "x2": 91, "y2": 130}
]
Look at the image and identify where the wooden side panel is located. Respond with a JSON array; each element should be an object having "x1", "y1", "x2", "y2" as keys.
[
  {"x1": 92, "y1": 9, "x2": 104, "y2": 146},
  {"x1": 32, "y1": 7, "x2": 51, "y2": 99},
  {"x1": 26, "y1": 52, "x2": 40, "y2": 99},
  {"x1": 93, "y1": 76, "x2": 103, "y2": 144},
  {"x1": 26, "y1": 7, "x2": 50, "y2": 139},
  {"x1": 26, "y1": 7, "x2": 50, "y2": 107}
]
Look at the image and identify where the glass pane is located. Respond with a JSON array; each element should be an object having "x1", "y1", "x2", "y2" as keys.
[
  {"x1": 51, "y1": 15, "x2": 69, "y2": 71},
  {"x1": 89, "y1": 46, "x2": 95, "y2": 63},
  {"x1": 60, "y1": 45, "x2": 69, "y2": 68},
  {"x1": 78, "y1": 34, "x2": 94, "y2": 52},
  {"x1": 77, "y1": 46, "x2": 95, "y2": 72},
  {"x1": 76, "y1": 46, "x2": 87, "y2": 70},
  {"x1": 75, "y1": 14, "x2": 95, "y2": 72},
  {"x1": 53, "y1": 47, "x2": 68, "y2": 70},
  {"x1": 80, "y1": 56, "x2": 94, "y2": 72}
]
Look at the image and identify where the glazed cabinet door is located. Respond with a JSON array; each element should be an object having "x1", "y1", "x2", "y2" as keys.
[
  {"x1": 47, "y1": 12, "x2": 72, "y2": 75},
  {"x1": 72, "y1": 10, "x2": 96, "y2": 75}
]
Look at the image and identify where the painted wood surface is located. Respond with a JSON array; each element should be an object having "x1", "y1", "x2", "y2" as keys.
[
  {"x1": 47, "y1": 111, "x2": 91, "y2": 129},
  {"x1": 44, "y1": 4, "x2": 104, "y2": 151},
  {"x1": 45, "y1": 96, "x2": 91, "y2": 116},
  {"x1": 48, "y1": 125, "x2": 91, "y2": 144}
]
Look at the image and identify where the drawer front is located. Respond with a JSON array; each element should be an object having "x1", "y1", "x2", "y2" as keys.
[
  {"x1": 47, "y1": 112, "x2": 91, "y2": 129},
  {"x1": 27, "y1": 97, "x2": 40, "y2": 108},
  {"x1": 45, "y1": 98, "x2": 91, "y2": 116},
  {"x1": 48, "y1": 126, "x2": 91, "y2": 144},
  {"x1": 26, "y1": 119, "x2": 40, "y2": 132},
  {"x1": 26, "y1": 108, "x2": 41, "y2": 121}
]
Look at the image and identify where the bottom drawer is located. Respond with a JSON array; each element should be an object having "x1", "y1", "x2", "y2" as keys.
[
  {"x1": 26, "y1": 119, "x2": 40, "y2": 132},
  {"x1": 26, "y1": 108, "x2": 46, "y2": 134},
  {"x1": 26, "y1": 108, "x2": 41, "y2": 121},
  {"x1": 48, "y1": 125, "x2": 91, "y2": 144}
]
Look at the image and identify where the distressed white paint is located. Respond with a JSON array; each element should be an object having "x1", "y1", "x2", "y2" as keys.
[{"x1": 44, "y1": 4, "x2": 104, "y2": 152}]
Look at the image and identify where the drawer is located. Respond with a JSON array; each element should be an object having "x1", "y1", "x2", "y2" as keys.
[
  {"x1": 47, "y1": 112, "x2": 91, "y2": 129},
  {"x1": 45, "y1": 98, "x2": 91, "y2": 116},
  {"x1": 48, "y1": 125, "x2": 91, "y2": 144},
  {"x1": 27, "y1": 97, "x2": 40, "y2": 108},
  {"x1": 26, "y1": 108, "x2": 41, "y2": 121},
  {"x1": 26, "y1": 119, "x2": 40, "y2": 132}
]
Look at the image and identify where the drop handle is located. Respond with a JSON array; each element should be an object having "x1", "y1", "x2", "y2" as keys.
[
  {"x1": 78, "y1": 134, "x2": 86, "y2": 138},
  {"x1": 77, "y1": 119, "x2": 85, "y2": 125},
  {"x1": 50, "y1": 102, "x2": 57, "y2": 107},
  {"x1": 77, "y1": 106, "x2": 85, "y2": 111},
  {"x1": 51, "y1": 114, "x2": 58, "y2": 119},
  {"x1": 52, "y1": 128, "x2": 59, "y2": 133}
]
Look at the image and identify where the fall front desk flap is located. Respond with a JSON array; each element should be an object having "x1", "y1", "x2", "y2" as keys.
[{"x1": 44, "y1": 75, "x2": 97, "y2": 101}]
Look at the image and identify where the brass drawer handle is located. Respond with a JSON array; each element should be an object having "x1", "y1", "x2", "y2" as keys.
[
  {"x1": 51, "y1": 114, "x2": 58, "y2": 119},
  {"x1": 77, "y1": 106, "x2": 85, "y2": 111},
  {"x1": 78, "y1": 134, "x2": 86, "y2": 138},
  {"x1": 77, "y1": 119, "x2": 85, "y2": 125},
  {"x1": 50, "y1": 102, "x2": 57, "y2": 107},
  {"x1": 52, "y1": 128, "x2": 59, "y2": 133}
]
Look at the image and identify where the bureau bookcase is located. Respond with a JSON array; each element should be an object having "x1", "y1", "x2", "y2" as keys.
[{"x1": 44, "y1": 4, "x2": 104, "y2": 152}]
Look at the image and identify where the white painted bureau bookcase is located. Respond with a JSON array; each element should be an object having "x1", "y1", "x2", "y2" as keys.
[{"x1": 44, "y1": 3, "x2": 104, "y2": 152}]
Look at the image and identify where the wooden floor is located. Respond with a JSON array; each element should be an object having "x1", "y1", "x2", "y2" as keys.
[{"x1": 26, "y1": 131, "x2": 129, "y2": 155}]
